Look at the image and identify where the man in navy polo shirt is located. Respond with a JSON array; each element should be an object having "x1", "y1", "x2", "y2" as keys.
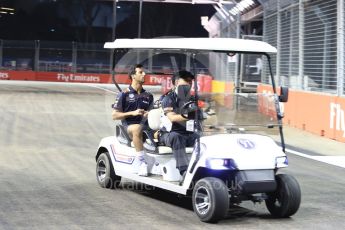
[{"x1": 112, "y1": 64, "x2": 154, "y2": 176}]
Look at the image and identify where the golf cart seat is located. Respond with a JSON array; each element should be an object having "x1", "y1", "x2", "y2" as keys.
[
  {"x1": 115, "y1": 124, "x2": 134, "y2": 147},
  {"x1": 144, "y1": 108, "x2": 194, "y2": 155}
]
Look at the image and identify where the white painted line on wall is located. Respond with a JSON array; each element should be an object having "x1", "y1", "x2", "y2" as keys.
[{"x1": 286, "y1": 148, "x2": 345, "y2": 169}]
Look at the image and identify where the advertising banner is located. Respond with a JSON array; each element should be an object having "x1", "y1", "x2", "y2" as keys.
[{"x1": 0, "y1": 70, "x2": 165, "y2": 86}]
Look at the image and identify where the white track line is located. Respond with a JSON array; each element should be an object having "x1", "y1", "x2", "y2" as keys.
[
  {"x1": 87, "y1": 84, "x2": 117, "y2": 94},
  {"x1": 86, "y1": 84, "x2": 161, "y2": 94},
  {"x1": 286, "y1": 148, "x2": 345, "y2": 169}
]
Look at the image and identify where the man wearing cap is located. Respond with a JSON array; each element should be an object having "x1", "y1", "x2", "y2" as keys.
[{"x1": 159, "y1": 70, "x2": 199, "y2": 181}]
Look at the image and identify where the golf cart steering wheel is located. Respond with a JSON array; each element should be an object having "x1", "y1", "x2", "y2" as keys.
[{"x1": 180, "y1": 101, "x2": 198, "y2": 119}]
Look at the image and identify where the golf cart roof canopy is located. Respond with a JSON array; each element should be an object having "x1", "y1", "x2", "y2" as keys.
[{"x1": 104, "y1": 38, "x2": 277, "y2": 54}]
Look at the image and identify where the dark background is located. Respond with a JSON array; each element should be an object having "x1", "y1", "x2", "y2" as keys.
[{"x1": 0, "y1": 0, "x2": 215, "y2": 43}]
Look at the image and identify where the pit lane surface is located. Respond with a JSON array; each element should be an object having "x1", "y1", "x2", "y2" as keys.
[{"x1": 0, "y1": 81, "x2": 345, "y2": 229}]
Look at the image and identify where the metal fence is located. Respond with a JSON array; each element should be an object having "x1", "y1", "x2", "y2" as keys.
[
  {"x1": 262, "y1": 0, "x2": 344, "y2": 96},
  {"x1": 241, "y1": 35, "x2": 264, "y2": 83},
  {"x1": 2, "y1": 0, "x2": 344, "y2": 96},
  {"x1": 279, "y1": 3, "x2": 299, "y2": 88},
  {"x1": 263, "y1": 13, "x2": 277, "y2": 84},
  {"x1": 342, "y1": 0, "x2": 345, "y2": 95},
  {"x1": 215, "y1": 16, "x2": 239, "y2": 83},
  {"x1": 0, "y1": 40, "x2": 111, "y2": 74},
  {"x1": 0, "y1": 39, "x2": 213, "y2": 76},
  {"x1": 304, "y1": 0, "x2": 337, "y2": 92}
]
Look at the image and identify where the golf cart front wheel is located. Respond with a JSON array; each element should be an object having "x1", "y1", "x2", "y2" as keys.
[
  {"x1": 265, "y1": 174, "x2": 301, "y2": 218},
  {"x1": 96, "y1": 152, "x2": 121, "y2": 189},
  {"x1": 192, "y1": 177, "x2": 229, "y2": 223}
]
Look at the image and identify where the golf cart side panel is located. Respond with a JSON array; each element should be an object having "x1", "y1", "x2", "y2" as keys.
[
  {"x1": 115, "y1": 169, "x2": 188, "y2": 195},
  {"x1": 97, "y1": 138, "x2": 191, "y2": 195},
  {"x1": 96, "y1": 136, "x2": 134, "y2": 174},
  {"x1": 96, "y1": 136, "x2": 116, "y2": 160}
]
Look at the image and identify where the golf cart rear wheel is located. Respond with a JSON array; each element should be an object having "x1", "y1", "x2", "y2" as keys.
[
  {"x1": 265, "y1": 174, "x2": 301, "y2": 218},
  {"x1": 192, "y1": 177, "x2": 229, "y2": 223},
  {"x1": 96, "y1": 152, "x2": 121, "y2": 189}
]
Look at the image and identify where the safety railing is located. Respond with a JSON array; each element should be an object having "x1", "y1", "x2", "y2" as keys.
[{"x1": 262, "y1": 0, "x2": 344, "y2": 96}]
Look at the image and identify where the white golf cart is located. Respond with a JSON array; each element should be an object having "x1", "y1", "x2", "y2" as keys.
[{"x1": 95, "y1": 38, "x2": 301, "y2": 223}]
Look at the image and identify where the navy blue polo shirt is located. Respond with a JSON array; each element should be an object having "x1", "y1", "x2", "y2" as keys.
[
  {"x1": 161, "y1": 91, "x2": 192, "y2": 133},
  {"x1": 113, "y1": 86, "x2": 154, "y2": 126}
]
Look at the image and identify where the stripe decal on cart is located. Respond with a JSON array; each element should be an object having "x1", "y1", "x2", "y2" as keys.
[{"x1": 110, "y1": 144, "x2": 135, "y2": 165}]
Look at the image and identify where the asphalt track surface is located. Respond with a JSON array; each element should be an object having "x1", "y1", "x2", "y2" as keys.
[{"x1": 1, "y1": 81, "x2": 345, "y2": 229}]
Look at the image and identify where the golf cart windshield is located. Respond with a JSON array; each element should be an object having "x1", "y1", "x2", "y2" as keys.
[
  {"x1": 201, "y1": 92, "x2": 280, "y2": 139},
  {"x1": 106, "y1": 38, "x2": 282, "y2": 142}
]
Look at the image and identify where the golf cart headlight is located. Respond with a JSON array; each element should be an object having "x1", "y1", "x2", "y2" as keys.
[
  {"x1": 276, "y1": 156, "x2": 288, "y2": 168},
  {"x1": 206, "y1": 158, "x2": 237, "y2": 170}
]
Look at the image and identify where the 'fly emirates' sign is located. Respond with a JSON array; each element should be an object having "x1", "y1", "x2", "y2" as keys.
[{"x1": 57, "y1": 73, "x2": 100, "y2": 83}]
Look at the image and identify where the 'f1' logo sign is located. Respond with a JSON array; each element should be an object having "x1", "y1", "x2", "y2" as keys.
[
  {"x1": 330, "y1": 103, "x2": 345, "y2": 137},
  {"x1": 237, "y1": 138, "x2": 255, "y2": 149}
]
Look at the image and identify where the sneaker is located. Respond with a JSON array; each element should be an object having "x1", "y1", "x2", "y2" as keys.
[{"x1": 138, "y1": 162, "x2": 148, "y2": 177}]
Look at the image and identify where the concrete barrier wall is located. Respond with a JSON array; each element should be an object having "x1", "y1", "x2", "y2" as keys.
[
  {"x1": 208, "y1": 81, "x2": 345, "y2": 143},
  {"x1": 258, "y1": 84, "x2": 345, "y2": 143}
]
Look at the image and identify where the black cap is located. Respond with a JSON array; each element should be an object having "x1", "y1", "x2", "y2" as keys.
[{"x1": 171, "y1": 70, "x2": 194, "y2": 85}]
